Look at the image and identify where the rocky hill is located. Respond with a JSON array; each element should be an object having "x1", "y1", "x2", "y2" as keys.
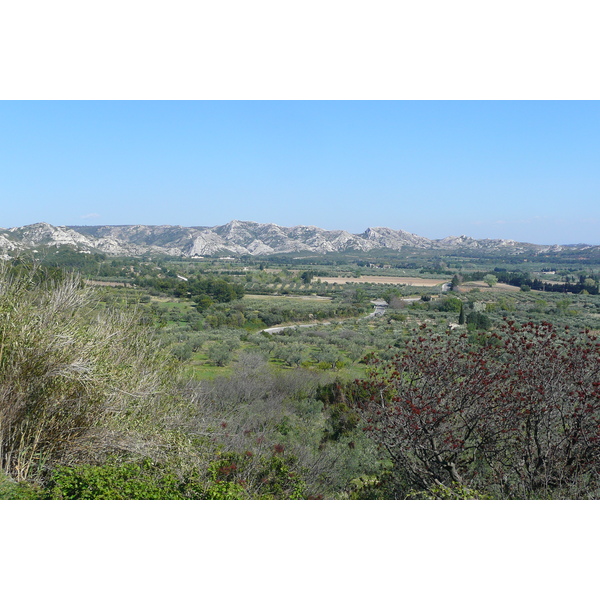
[{"x1": 0, "y1": 220, "x2": 576, "y2": 258}]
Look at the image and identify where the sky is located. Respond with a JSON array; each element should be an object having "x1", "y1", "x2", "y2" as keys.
[{"x1": 1, "y1": 100, "x2": 599, "y2": 245}]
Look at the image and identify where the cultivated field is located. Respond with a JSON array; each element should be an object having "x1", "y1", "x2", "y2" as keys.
[
  {"x1": 316, "y1": 275, "x2": 448, "y2": 286},
  {"x1": 457, "y1": 282, "x2": 523, "y2": 292},
  {"x1": 244, "y1": 294, "x2": 332, "y2": 302}
]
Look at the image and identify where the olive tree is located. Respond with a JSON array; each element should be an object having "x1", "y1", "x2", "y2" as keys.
[{"x1": 483, "y1": 274, "x2": 498, "y2": 287}]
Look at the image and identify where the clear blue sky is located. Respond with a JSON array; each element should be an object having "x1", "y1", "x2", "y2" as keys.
[{"x1": 1, "y1": 101, "x2": 599, "y2": 245}]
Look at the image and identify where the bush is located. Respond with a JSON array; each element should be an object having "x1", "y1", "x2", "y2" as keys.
[
  {"x1": 0, "y1": 264, "x2": 184, "y2": 483},
  {"x1": 436, "y1": 296, "x2": 463, "y2": 313},
  {"x1": 466, "y1": 311, "x2": 491, "y2": 330},
  {"x1": 48, "y1": 458, "x2": 251, "y2": 500},
  {"x1": 205, "y1": 451, "x2": 307, "y2": 500},
  {"x1": 357, "y1": 321, "x2": 600, "y2": 499},
  {"x1": 48, "y1": 459, "x2": 195, "y2": 500},
  {"x1": 0, "y1": 472, "x2": 45, "y2": 499}
]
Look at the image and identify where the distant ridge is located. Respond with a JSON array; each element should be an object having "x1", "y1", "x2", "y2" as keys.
[{"x1": 0, "y1": 220, "x2": 590, "y2": 258}]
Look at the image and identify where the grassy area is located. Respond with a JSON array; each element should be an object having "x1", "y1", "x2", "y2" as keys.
[
  {"x1": 183, "y1": 343, "x2": 368, "y2": 382},
  {"x1": 184, "y1": 355, "x2": 234, "y2": 380}
]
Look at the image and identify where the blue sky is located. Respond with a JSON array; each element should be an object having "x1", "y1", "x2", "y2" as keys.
[{"x1": 1, "y1": 101, "x2": 599, "y2": 244}]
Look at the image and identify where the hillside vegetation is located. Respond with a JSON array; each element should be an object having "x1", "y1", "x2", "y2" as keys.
[{"x1": 2, "y1": 250, "x2": 600, "y2": 499}]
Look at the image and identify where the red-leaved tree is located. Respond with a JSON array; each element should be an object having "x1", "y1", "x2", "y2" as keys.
[{"x1": 357, "y1": 320, "x2": 600, "y2": 499}]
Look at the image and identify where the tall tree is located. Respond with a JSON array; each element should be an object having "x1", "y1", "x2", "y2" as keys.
[{"x1": 483, "y1": 274, "x2": 498, "y2": 287}]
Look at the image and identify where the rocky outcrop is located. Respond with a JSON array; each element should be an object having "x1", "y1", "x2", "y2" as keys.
[
  {"x1": 362, "y1": 227, "x2": 433, "y2": 249},
  {"x1": 0, "y1": 220, "x2": 579, "y2": 258}
]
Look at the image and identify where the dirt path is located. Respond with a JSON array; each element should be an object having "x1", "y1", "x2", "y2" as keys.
[{"x1": 261, "y1": 297, "x2": 421, "y2": 333}]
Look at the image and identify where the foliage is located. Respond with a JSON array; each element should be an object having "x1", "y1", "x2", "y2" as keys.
[
  {"x1": 47, "y1": 457, "x2": 253, "y2": 500},
  {"x1": 207, "y1": 342, "x2": 232, "y2": 366},
  {"x1": 0, "y1": 472, "x2": 45, "y2": 499},
  {"x1": 407, "y1": 481, "x2": 493, "y2": 500},
  {"x1": 436, "y1": 296, "x2": 463, "y2": 313},
  {"x1": 192, "y1": 355, "x2": 382, "y2": 498},
  {"x1": 483, "y1": 274, "x2": 498, "y2": 287},
  {"x1": 46, "y1": 447, "x2": 310, "y2": 500},
  {"x1": 0, "y1": 264, "x2": 184, "y2": 483},
  {"x1": 356, "y1": 321, "x2": 600, "y2": 499},
  {"x1": 48, "y1": 459, "x2": 198, "y2": 500},
  {"x1": 343, "y1": 471, "x2": 399, "y2": 500},
  {"x1": 204, "y1": 451, "x2": 307, "y2": 499},
  {"x1": 466, "y1": 311, "x2": 491, "y2": 330}
]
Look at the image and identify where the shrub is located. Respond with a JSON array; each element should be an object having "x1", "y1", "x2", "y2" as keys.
[
  {"x1": 436, "y1": 297, "x2": 463, "y2": 313},
  {"x1": 356, "y1": 321, "x2": 600, "y2": 499},
  {"x1": 466, "y1": 311, "x2": 491, "y2": 330},
  {"x1": 48, "y1": 459, "x2": 194, "y2": 500},
  {"x1": 48, "y1": 458, "x2": 249, "y2": 500},
  {"x1": 0, "y1": 264, "x2": 183, "y2": 483},
  {"x1": 203, "y1": 451, "x2": 307, "y2": 499},
  {"x1": 0, "y1": 472, "x2": 45, "y2": 499}
]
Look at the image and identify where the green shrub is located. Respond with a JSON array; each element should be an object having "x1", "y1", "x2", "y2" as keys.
[
  {"x1": 466, "y1": 311, "x2": 491, "y2": 330},
  {"x1": 436, "y1": 296, "x2": 463, "y2": 313},
  {"x1": 408, "y1": 482, "x2": 493, "y2": 500},
  {"x1": 0, "y1": 472, "x2": 45, "y2": 499},
  {"x1": 205, "y1": 451, "x2": 307, "y2": 499},
  {"x1": 0, "y1": 264, "x2": 184, "y2": 483},
  {"x1": 48, "y1": 460, "x2": 193, "y2": 500}
]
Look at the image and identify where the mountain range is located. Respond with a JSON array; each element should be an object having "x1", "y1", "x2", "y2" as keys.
[{"x1": 0, "y1": 220, "x2": 590, "y2": 258}]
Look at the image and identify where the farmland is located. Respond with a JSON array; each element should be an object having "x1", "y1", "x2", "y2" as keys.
[{"x1": 316, "y1": 275, "x2": 448, "y2": 286}]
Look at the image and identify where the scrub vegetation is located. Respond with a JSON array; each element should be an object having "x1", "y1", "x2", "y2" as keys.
[{"x1": 3, "y1": 245, "x2": 600, "y2": 499}]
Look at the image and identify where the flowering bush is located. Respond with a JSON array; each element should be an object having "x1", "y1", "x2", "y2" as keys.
[{"x1": 357, "y1": 320, "x2": 600, "y2": 499}]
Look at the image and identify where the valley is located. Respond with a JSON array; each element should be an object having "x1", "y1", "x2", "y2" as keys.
[{"x1": 3, "y1": 226, "x2": 600, "y2": 500}]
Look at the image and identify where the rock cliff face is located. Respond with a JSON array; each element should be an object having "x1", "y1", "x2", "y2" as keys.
[
  {"x1": 0, "y1": 220, "x2": 568, "y2": 257},
  {"x1": 362, "y1": 227, "x2": 433, "y2": 249}
]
